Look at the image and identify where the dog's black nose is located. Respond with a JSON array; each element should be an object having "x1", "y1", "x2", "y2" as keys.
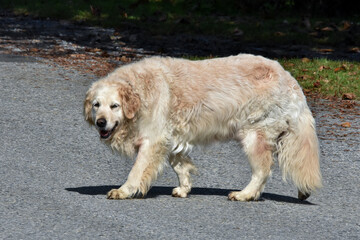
[{"x1": 96, "y1": 118, "x2": 106, "y2": 128}]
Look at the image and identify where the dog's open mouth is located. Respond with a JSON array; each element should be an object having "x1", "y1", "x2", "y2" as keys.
[{"x1": 99, "y1": 122, "x2": 119, "y2": 139}]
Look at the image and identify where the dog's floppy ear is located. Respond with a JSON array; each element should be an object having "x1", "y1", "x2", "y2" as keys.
[
  {"x1": 118, "y1": 83, "x2": 141, "y2": 119},
  {"x1": 84, "y1": 88, "x2": 94, "y2": 124}
]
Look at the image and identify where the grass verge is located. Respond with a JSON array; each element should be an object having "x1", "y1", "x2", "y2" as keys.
[{"x1": 280, "y1": 58, "x2": 359, "y2": 100}]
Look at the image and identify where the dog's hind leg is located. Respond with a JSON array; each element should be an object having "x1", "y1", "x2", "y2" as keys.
[
  {"x1": 107, "y1": 139, "x2": 169, "y2": 199},
  {"x1": 169, "y1": 154, "x2": 197, "y2": 198},
  {"x1": 229, "y1": 130, "x2": 274, "y2": 201}
]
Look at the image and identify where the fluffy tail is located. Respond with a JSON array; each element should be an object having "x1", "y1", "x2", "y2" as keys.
[{"x1": 277, "y1": 108, "x2": 322, "y2": 200}]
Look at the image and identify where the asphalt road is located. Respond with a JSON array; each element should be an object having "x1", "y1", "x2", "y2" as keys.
[{"x1": 1, "y1": 54, "x2": 359, "y2": 239}]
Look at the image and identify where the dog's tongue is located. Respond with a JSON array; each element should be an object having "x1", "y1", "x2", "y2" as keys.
[{"x1": 100, "y1": 130, "x2": 110, "y2": 137}]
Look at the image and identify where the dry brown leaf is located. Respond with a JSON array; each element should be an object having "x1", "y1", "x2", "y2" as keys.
[
  {"x1": 274, "y1": 31, "x2": 286, "y2": 36},
  {"x1": 349, "y1": 47, "x2": 360, "y2": 53},
  {"x1": 313, "y1": 80, "x2": 321, "y2": 88},
  {"x1": 340, "y1": 122, "x2": 351, "y2": 128},
  {"x1": 301, "y1": 57, "x2": 311, "y2": 63},
  {"x1": 319, "y1": 65, "x2": 330, "y2": 71},
  {"x1": 119, "y1": 56, "x2": 130, "y2": 62},
  {"x1": 296, "y1": 74, "x2": 310, "y2": 81},
  {"x1": 334, "y1": 66, "x2": 346, "y2": 72},
  {"x1": 85, "y1": 48, "x2": 101, "y2": 53},
  {"x1": 321, "y1": 26, "x2": 334, "y2": 31},
  {"x1": 297, "y1": 74, "x2": 312, "y2": 81},
  {"x1": 283, "y1": 62, "x2": 295, "y2": 67},
  {"x1": 70, "y1": 54, "x2": 86, "y2": 59},
  {"x1": 318, "y1": 48, "x2": 334, "y2": 53},
  {"x1": 342, "y1": 93, "x2": 356, "y2": 100},
  {"x1": 29, "y1": 48, "x2": 39, "y2": 52},
  {"x1": 341, "y1": 21, "x2": 351, "y2": 31}
]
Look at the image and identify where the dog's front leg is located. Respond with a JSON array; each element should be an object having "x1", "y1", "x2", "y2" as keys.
[{"x1": 107, "y1": 139, "x2": 168, "y2": 199}]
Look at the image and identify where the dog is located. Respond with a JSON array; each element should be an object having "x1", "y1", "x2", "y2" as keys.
[{"x1": 84, "y1": 54, "x2": 322, "y2": 201}]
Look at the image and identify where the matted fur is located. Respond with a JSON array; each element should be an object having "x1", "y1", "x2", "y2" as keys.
[{"x1": 84, "y1": 54, "x2": 322, "y2": 201}]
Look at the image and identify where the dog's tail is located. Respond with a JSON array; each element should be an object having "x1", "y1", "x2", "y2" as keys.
[{"x1": 277, "y1": 108, "x2": 322, "y2": 200}]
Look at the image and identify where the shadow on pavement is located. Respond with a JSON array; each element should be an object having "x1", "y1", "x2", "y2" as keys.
[{"x1": 66, "y1": 185, "x2": 314, "y2": 205}]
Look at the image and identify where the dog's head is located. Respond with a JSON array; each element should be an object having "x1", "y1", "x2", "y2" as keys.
[{"x1": 84, "y1": 81, "x2": 140, "y2": 140}]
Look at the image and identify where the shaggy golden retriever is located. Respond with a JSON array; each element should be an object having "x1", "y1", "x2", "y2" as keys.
[{"x1": 84, "y1": 54, "x2": 322, "y2": 201}]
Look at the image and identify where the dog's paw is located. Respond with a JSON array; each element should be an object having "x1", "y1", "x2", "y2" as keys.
[
  {"x1": 107, "y1": 188, "x2": 129, "y2": 200},
  {"x1": 172, "y1": 187, "x2": 189, "y2": 198},
  {"x1": 298, "y1": 190, "x2": 310, "y2": 201},
  {"x1": 228, "y1": 191, "x2": 260, "y2": 201}
]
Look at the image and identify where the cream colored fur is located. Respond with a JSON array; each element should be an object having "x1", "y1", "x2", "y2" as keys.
[{"x1": 84, "y1": 54, "x2": 322, "y2": 201}]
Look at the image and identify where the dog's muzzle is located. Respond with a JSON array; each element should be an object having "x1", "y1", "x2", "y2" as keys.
[{"x1": 96, "y1": 118, "x2": 119, "y2": 139}]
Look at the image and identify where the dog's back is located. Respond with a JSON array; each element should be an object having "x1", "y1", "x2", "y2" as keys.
[{"x1": 150, "y1": 55, "x2": 306, "y2": 143}]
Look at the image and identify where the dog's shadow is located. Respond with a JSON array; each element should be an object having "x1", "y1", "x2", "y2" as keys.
[{"x1": 65, "y1": 185, "x2": 314, "y2": 205}]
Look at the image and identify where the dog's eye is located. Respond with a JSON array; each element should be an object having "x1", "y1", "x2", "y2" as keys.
[
  {"x1": 93, "y1": 102, "x2": 100, "y2": 108},
  {"x1": 110, "y1": 103, "x2": 119, "y2": 109}
]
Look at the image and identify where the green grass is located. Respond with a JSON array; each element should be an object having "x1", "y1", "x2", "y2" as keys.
[{"x1": 279, "y1": 58, "x2": 360, "y2": 99}]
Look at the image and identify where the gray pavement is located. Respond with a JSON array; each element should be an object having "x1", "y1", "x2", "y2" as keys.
[{"x1": 1, "y1": 54, "x2": 359, "y2": 239}]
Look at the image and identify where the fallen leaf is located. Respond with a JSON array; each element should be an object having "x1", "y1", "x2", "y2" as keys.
[
  {"x1": 340, "y1": 122, "x2": 351, "y2": 128},
  {"x1": 321, "y1": 26, "x2": 334, "y2": 31},
  {"x1": 29, "y1": 48, "x2": 39, "y2": 52},
  {"x1": 334, "y1": 66, "x2": 346, "y2": 72},
  {"x1": 119, "y1": 56, "x2": 130, "y2": 62},
  {"x1": 342, "y1": 93, "x2": 356, "y2": 100},
  {"x1": 85, "y1": 48, "x2": 101, "y2": 53},
  {"x1": 297, "y1": 74, "x2": 312, "y2": 81},
  {"x1": 313, "y1": 80, "x2": 321, "y2": 88},
  {"x1": 70, "y1": 54, "x2": 86, "y2": 59},
  {"x1": 283, "y1": 62, "x2": 295, "y2": 67},
  {"x1": 301, "y1": 57, "x2": 311, "y2": 63},
  {"x1": 341, "y1": 64, "x2": 349, "y2": 70},
  {"x1": 319, "y1": 65, "x2": 330, "y2": 71},
  {"x1": 341, "y1": 21, "x2": 351, "y2": 31},
  {"x1": 349, "y1": 47, "x2": 360, "y2": 53},
  {"x1": 318, "y1": 48, "x2": 334, "y2": 53},
  {"x1": 274, "y1": 31, "x2": 286, "y2": 36},
  {"x1": 340, "y1": 101, "x2": 356, "y2": 109}
]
